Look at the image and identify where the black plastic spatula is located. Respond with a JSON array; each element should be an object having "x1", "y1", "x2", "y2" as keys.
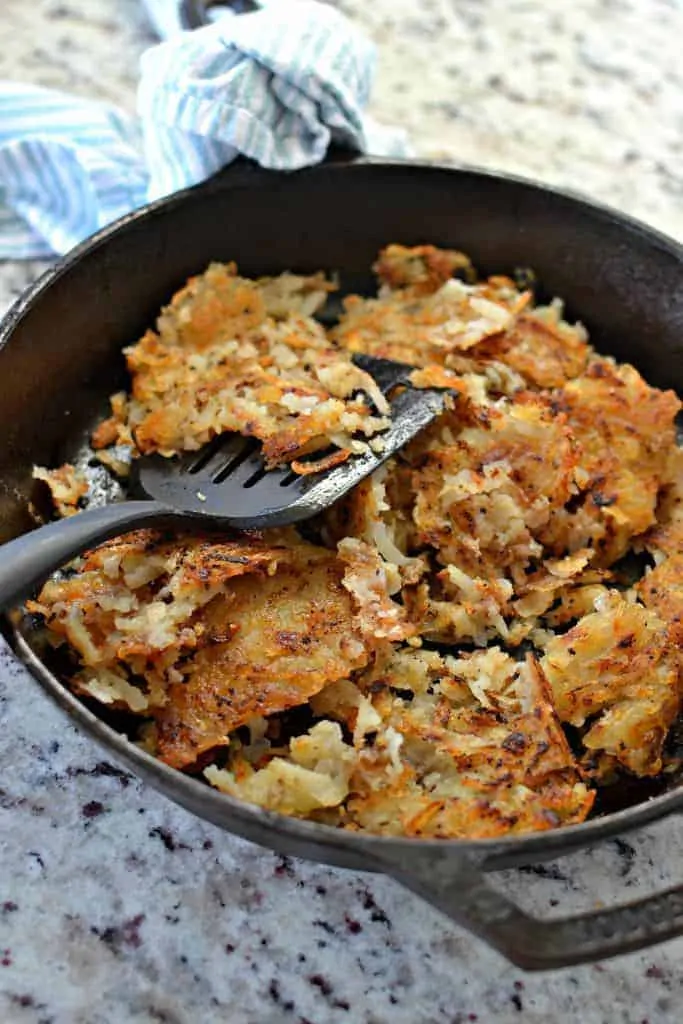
[{"x1": 0, "y1": 354, "x2": 454, "y2": 610}]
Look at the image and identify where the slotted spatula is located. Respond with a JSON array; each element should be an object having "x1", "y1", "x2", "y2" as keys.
[{"x1": 0, "y1": 354, "x2": 454, "y2": 610}]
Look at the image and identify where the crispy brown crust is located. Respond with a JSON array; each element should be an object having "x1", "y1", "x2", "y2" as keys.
[
  {"x1": 541, "y1": 594, "x2": 680, "y2": 777},
  {"x1": 314, "y1": 649, "x2": 594, "y2": 838},
  {"x1": 155, "y1": 547, "x2": 371, "y2": 768},
  {"x1": 373, "y1": 243, "x2": 475, "y2": 293},
  {"x1": 542, "y1": 359, "x2": 681, "y2": 565},
  {"x1": 97, "y1": 263, "x2": 389, "y2": 472},
  {"x1": 473, "y1": 312, "x2": 590, "y2": 387}
]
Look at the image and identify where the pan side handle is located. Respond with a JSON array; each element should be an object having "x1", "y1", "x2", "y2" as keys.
[{"x1": 373, "y1": 851, "x2": 683, "y2": 971}]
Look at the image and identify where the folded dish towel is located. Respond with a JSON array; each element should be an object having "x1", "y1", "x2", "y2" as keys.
[{"x1": 0, "y1": 0, "x2": 408, "y2": 260}]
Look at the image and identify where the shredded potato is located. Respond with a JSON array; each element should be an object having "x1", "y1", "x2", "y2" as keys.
[
  {"x1": 29, "y1": 244, "x2": 682, "y2": 840},
  {"x1": 93, "y1": 262, "x2": 389, "y2": 471},
  {"x1": 541, "y1": 592, "x2": 680, "y2": 777},
  {"x1": 305, "y1": 647, "x2": 593, "y2": 837}
]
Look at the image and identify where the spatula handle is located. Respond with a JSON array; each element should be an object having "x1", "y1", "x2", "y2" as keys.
[{"x1": 0, "y1": 500, "x2": 177, "y2": 611}]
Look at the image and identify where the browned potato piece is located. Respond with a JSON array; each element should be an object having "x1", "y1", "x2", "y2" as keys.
[
  {"x1": 542, "y1": 359, "x2": 680, "y2": 565},
  {"x1": 209, "y1": 647, "x2": 593, "y2": 837},
  {"x1": 541, "y1": 593, "x2": 680, "y2": 777},
  {"x1": 155, "y1": 547, "x2": 372, "y2": 768},
  {"x1": 28, "y1": 531, "x2": 294, "y2": 711},
  {"x1": 338, "y1": 648, "x2": 592, "y2": 838},
  {"x1": 96, "y1": 262, "x2": 390, "y2": 471},
  {"x1": 373, "y1": 243, "x2": 474, "y2": 294},
  {"x1": 412, "y1": 392, "x2": 576, "y2": 582},
  {"x1": 473, "y1": 311, "x2": 589, "y2": 388}
]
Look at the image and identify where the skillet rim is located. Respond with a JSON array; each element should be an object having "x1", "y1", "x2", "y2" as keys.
[{"x1": 2, "y1": 154, "x2": 683, "y2": 862}]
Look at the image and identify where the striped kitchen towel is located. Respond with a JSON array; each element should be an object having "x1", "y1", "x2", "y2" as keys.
[{"x1": 0, "y1": 0, "x2": 408, "y2": 260}]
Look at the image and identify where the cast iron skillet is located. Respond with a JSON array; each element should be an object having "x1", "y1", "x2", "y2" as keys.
[{"x1": 2, "y1": 155, "x2": 683, "y2": 971}]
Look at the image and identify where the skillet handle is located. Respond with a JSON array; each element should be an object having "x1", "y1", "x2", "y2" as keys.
[
  {"x1": 0, "y1": 500, "x2": 177, "y2": 610},
  {"x1": 376, "y1": 853, "x2": 683, "y2": 970}
]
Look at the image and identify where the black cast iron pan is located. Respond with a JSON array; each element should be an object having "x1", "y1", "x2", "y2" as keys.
[{"x1": 1, "y1": 154, "x2": 683, "y2": 971}]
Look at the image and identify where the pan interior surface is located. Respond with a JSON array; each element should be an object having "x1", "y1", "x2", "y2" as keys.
[{"x1": 2, "y1": 159, "x2": 683, "y2": 867}]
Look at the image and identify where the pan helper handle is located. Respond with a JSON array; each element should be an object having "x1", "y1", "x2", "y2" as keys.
[{"x1": 373, "y1": 845, "x2": 683, "y2": 970}]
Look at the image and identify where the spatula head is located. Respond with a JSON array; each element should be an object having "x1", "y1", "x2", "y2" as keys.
[{"x1": 132, "y1": 355, "x2": 454, "y2": 530}]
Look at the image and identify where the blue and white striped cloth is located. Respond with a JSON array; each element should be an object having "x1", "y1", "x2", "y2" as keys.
[{"x1": 0, "y1": 0, "x2": 408, "y2": 260}]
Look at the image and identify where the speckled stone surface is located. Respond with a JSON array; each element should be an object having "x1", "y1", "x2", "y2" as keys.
[{"x1": 2, "y1": 2, "x2": 683, "y2": 1022}]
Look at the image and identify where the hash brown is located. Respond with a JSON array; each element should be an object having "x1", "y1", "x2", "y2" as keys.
[{"x1": 29, "y1": 244, "x2": 682, "y2": 839}]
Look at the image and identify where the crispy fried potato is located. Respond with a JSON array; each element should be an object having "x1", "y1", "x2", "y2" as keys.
[
  {"x1": 337, "y1": 537, "x2": 413, "y2": 642},
  {"x1": 412, "y1": 392, "x2": 576, "y2": 583},
  {"x1": 333, "y1": 243, "x2": 524, "y2": 366},
  {"x1": 96, "y1": 262, "x2": 389, "y2": 471},
  {"x1": 638, "y1": 465, "x2": 683, "y2": 647},
  {"x1": 541, "y1": 592, "x2": 680, "y2": 777},
  {"x1": 638, "y1": 552, "x2": 683, "y2": 648},
  {"x1": 342, "y1": 648, "x2": 593, "y2": 838},
  {"x1": 154, "y1": 545, "x2": 374, "y2": 768},
  {"x1": 335, "y1": 246, "x2": 589, "y2": 391},
  {"x1": 374, "y1": 243, "x2": 475, "y2": 294},
  {"x1": 472, "y1": 310, "x2": 590, "y2": 388},
  {"x1": 29, "y1": 531, "x2": 290, "y2": 709},
  {"x1": 205, "y1": 647, "x2": 593, "y2": 836},
  {"x1": 205, "y1": 720, "x2": 357, "y2": 816},
  {"x1": 31, "y1": 243, "x2": 683, "y2": 840},
  {"x1": 542, "y1": 359, "x2": 680, "y2": 565},
  {"x1": 320, "y1": 460, "x2": 421, "y2": 574},
  {"x1": 333, "y1": 278, "x2": 521, "y2": 367}
]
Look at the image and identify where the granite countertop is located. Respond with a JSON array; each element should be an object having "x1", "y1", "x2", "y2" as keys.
[{"x1": 2, "y1": 1, "x2": 683, "y2": 1022}]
